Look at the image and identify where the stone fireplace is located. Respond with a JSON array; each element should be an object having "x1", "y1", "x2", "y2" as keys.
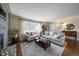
[{"x1": 0, "y1": 16, "x2": 8, "y2": 48}]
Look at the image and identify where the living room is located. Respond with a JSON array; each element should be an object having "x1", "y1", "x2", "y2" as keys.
[{"x1": 0, "y1": 3, "x2": 79, "y2": 56}]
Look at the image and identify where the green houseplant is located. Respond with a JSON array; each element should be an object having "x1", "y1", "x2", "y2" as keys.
[
  {"x1": 9, "y1": 28, "x2": 18, "y2": 38},
  {"x1": 8, "y1": 28, "x2": 19, "y2": 45}
]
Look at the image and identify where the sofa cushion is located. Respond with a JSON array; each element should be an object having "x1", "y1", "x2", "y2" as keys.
[{"x1": 26, "y1": 32, "x2": 32, "y2": 36}]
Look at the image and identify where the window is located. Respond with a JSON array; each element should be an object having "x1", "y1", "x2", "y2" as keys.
[{"x1": 24, "y1": 21, "x2": 41, "y2": 32}]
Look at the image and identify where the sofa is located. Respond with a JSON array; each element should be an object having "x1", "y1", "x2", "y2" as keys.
[
  {"x1": 24, "y1": 32, "x2": 39, "y2": 41},
  {"x1": 41, "y1": 31, "x2": 65, "y2": 46},
  {"x1": 51, "y1": 31, "x2": 65, "y2": 46}
]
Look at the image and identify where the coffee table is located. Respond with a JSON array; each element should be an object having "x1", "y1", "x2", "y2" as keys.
[{"x1": 35, "y1": 37, "x2": 51, "y2": 50}]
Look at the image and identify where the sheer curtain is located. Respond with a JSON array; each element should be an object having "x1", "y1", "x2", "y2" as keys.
[
  {"x1": 19, "y1": 20, "x2": 26, "y2": 41},
  {"x1": 24, "y1": 21, "x2": 42, "y2": 33}
]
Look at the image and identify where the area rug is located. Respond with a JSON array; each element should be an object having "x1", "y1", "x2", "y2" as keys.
[
  {"x1": 0, "y1": 45, "x2": 16, "y2": 56},
  {"x1": 20, "y1": 41, "x2": 64, "y2": 56}
]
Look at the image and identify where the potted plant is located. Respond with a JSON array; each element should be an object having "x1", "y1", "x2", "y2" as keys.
[
  {"x1": 9, "y1": 28, "x2": 18, "y2": 38},
  {"x1": 8, "y1": 28, "x2": 18, "y2": 45}
]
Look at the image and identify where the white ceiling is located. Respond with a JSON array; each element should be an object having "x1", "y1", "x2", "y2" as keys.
[{"x1": 9, "y1": 3, "x2": 79, "y2": 22}]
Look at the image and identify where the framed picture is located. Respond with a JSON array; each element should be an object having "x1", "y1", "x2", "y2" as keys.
[{"x1": 66, "y1": 24, "x2": 75, "y2": 30}]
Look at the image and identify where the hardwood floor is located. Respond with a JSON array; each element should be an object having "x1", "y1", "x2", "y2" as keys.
[
  {"x1": 16, "y1": 42, "x2": 23, "y2": 56},
  {"x1": 15, "y1": 39, "x2": 79, "y2": 56},
  {"x1": 63, "y1": 39, "x2": 79, "y2": 56}
]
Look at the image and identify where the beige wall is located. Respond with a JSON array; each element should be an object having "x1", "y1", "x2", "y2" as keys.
[{"x1": 9, "y1": 14, "x2": 19, "y2": 30}]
